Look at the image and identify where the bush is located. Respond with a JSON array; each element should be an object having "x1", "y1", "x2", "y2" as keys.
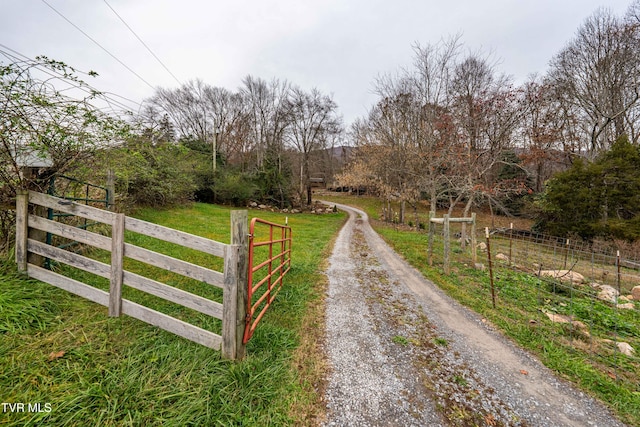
[{"x1": 108, "y1": 140, "x2": 200, "y2": 208}]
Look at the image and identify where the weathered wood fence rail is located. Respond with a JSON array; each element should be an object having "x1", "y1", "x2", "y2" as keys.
[{"x1": 15, "y1": 190, "x2": 248, "y2": 359}]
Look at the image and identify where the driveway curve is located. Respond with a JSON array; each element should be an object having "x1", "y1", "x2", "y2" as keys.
[{"x1": 322, "y1": 202, "x2": 626, "y2": 427}]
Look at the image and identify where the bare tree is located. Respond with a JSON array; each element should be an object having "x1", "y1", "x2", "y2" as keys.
[
  {"x1": 240, "y1": 76, "x2": 291, "y2": 172},
  {"x1": 409, "y1": 36, "x2": 462, "y2": 212},
  {"x1": 549, "y1": 7, "x2": 640, "y2": 154},
  {"x1": 519, "y1": 76, "x2": 579, "y2": 192},
  {"x1": 286, "y1": 86, "x2": 342, "y2": 205}
]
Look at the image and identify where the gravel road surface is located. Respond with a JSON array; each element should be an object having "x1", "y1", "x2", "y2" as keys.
[{"x1": 322, "y1": 202, "x2": 627, "y2": 427}]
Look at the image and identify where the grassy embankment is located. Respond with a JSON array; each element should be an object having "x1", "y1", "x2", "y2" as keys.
[
  {"x1": 321, "y1": 193, "x2": 640, "y2": 427},
  {"x1": 0, "y1": 203, "x2": 345, "y2": 426}
]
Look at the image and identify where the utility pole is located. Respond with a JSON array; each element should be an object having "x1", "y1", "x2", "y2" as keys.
[{"x1": 213, "y1": 128, "x2": 217, "y2": 173}]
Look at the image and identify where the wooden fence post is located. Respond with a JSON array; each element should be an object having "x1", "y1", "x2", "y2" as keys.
[
  {"x1": 15, "y1": 190, "x2": 29, "y2": 272},
  {"x1": 486, "y1": 227, "x2": 496, "y2": 309},
  {"x1": 443, "y1": 214, "x2": 450, "y2": 274},
  {"x1": 428, "y1": 211, "x2": 434, "y2": 266},
  {"x1": 109, "y1": 213, "x2": 125, "y2": 317},
  {"x1": 471, "y1": 213, "x2": 477, "y2": 265},
  {"x1": 106, "y1": 169, "x2": 115, "y2": 210},
  {"x1": 222, "y1": 210, "x2": 248, "y2": 360}
]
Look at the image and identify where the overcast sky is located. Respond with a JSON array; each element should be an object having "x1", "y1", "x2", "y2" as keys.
[{"x1": 0, "y1": 0, "x2": 634, "y2": 125}]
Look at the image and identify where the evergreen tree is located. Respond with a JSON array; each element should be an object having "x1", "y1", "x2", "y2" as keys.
[{"x1": 535, "y1": 136, "x2": 640, "y2": 240}]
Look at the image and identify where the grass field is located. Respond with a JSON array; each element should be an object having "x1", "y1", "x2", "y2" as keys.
[
  {"x1": 321, "y1": 193, "x2": 640, "y2": 427},
  {"x1": 0, "y1": 203, "x2": 346, "y2": 426}
]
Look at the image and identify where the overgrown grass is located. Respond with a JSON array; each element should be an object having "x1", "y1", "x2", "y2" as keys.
[
  {"x1": 0, "y1": 203, "x2": 346, "y2": 426},
  {"x1": 322, "y1": 193, "x2": 640, "y2": 427}
]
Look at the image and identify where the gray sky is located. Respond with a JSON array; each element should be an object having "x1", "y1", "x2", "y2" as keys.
[{"x1": 0, "y1": 0, "x2": 634, "y2": 125}]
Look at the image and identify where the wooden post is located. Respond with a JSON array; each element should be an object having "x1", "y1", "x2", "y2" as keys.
[
  {"x1": 443, "y1": 214, "x2": 450, "y2": 274},
  {"x1": 106, "y1": 169, "x2": 115, "y2": 210},
  {"x1": 508, "y1": 223, "x2": 513, "y2": 266},
  {"x1": 486, "y1": 227, "x2": 496, "y2": 309},
  {"x1": 471, "y1": 213, "x2": 477, "y2": 265},
  {"x1": 109, "y1": 213, "x2": 125, "y2": 317},
  {"x1": 15, "y1": 190, "x2": 29, "y2": 272},
  {"x1": 222, "y1": 210, "x2": 248, "y2": 360},
  {"x1": 428, "y1": 211, "x2": 435, "y2": 266}
]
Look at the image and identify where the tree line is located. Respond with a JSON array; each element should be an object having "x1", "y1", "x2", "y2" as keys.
[
  {"x1": 338, "y1": 3, "x2": 640, "y2": 241},
  {"x1": 136, "y1": 76, "x2": 342, "y2": 208},
  {"x1": 4, "y1": 2, "x2": 640, "y2": 249}
]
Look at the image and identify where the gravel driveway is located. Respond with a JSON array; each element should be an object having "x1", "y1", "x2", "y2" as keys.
[{"x1": 322, "y1": 202, "x2": 627, "y2": 427}]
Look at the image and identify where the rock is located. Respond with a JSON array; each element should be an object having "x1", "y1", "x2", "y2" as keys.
[
  {"x1": 597, "y1": 285, "x2": 620, "y2": 304},
  {"x1": 539, "y1": 270, "x2": 585, "y2": 284},
  {"x1": 474, "y1": 263, "x2": 485, "y2": 271},
  {"x1": 571, "y1": 320, "x2": 588, "y2": 331},
  {"x1": 291, "y1": 209, "x2": 301, "y2": 214},
  {"x1": 617, "y1": 342, "x2": 635, "y2": 356},
  {"x1": 258, "y1": 204, "x2": 267, "y2": 209},
  {"x1": 617, "y1": 303, "x2": 635, "y2": 310},
  {"x1": 249, "y1": 202, "x2": 258, "y2": 207},
  {"x1": 618, "y1": 295, "x2": 630, "y2": 302},
  {"x1": 477, "y1": 242, "x2": 487, "y2": 252},
  {"x1": 495, "y1": 253, "x2": 509, "y2": 262},
  {"x1": 632, "y1": 285, "x2": 640, "y2": 301},
  {"x1": 626, "y1": 294, "x2": 634, "y2": 301},
  {"x1": 544, "y1": 312, "x2": 571, "y2": 324}
]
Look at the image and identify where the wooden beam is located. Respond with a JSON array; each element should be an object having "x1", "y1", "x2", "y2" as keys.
[{"x1": 125, "y1": 217, "x2": 227, "y2": 258}]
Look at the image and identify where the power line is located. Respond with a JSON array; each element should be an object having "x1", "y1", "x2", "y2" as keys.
[
  {"x1": 40, "y1": 0, "x2": 156, "y2": 91},
  {"x1": 0, "y1": 44, "x2": 142, "y2": 115},
  {"x1": 103, "y1": 0, "x2": 182, "y2": 87}
]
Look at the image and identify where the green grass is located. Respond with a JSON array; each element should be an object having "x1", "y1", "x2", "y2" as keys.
[
  {"x1": 0, "y1": 203, "x2": 346, "y2": 426},
  {"x1": 322, "y1": 193, "x2": 640, "y2": 427}
]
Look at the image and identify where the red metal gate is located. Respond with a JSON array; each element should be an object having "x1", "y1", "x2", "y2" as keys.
[{"x1": 243, "y1": 217, "x2": 292, "y2": 343}]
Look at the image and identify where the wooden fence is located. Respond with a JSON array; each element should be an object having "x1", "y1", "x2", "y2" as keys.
[
  {"x1": 15, "y1": 190, "x2": 248, "y2": 359},
  {"x1": 428, "y1": 212, "x2": 477, "y2": 274}
]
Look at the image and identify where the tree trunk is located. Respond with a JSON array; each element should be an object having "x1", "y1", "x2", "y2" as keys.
[{"x1": 460, "y1": 195, "x2": 475, "y2": 250}]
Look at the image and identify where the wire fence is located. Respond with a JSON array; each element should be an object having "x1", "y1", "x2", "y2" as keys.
[
  {"x1": 426, "y1": 222, "x2": 639, "y2": 391},
  {"x1": 489, "y1": 228, "x2": 638, "y2": 375}
]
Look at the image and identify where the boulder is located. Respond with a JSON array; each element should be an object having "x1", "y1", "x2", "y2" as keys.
[
  {"x1": 616, "y1": 303, "x2": 635, "y2": 310},
  {"x1": 258, "y1": 204, "x2": 267, "y2": 209},
  {"x1": 543, "y1": 312, "x2": 589, "y2": 335},
  {"x1": 617, "y1": 342, "x2": 635, "y2": 357},
  {"x1": 632, "y1": 285, "x2": 640, "y2": 301},
  {"x1": 495, "y1": 253, "x2": 510, "y2": 262},
  {"x1": 544, "y1": 312, "x2": 571, "y2": 324},
  {"x1": 597, "y1": 285, "x2": 620, "y2": 304},
  {"x1": 539, "y1": 270, "x2": 585, "y2": 284}
]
